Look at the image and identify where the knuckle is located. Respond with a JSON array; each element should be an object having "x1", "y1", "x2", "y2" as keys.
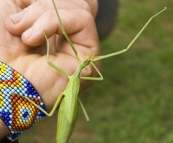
[
  {"x1": 80, "y1": 9, "x2": 93, "y2": 22},
  {"x1": 45, "y1": 10, "x2": 56, "y2": 20},
  {"x1": 73, "y1": 0, "x2": 91, "y2": 13},
  {"x1": 83, "y1": 65, "x2": 93, "y2": 77},
  {"x1": 34, "y1": 0, "x2": 50, "y2": 11}
]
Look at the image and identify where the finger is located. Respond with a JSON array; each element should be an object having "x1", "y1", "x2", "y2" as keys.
[
  {"x1": 21, "y1": 9, "x2": 99, "y2": 51},
  {"x1": 13, "y1": 0, "x2": 34, "y2": 9},
  {"x1": 5, "y1": 1, "x2": 54, "y2": 35},
  {"x1": 5, "y1": 0, "x2": 90, "y2": 35}
]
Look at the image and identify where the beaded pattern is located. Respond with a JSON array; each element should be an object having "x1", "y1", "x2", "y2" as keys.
[{"x1": 0, "y1": 62, "x2": 46, "y2": 141}]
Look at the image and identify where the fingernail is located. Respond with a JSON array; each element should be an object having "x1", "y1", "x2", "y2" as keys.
[
  {"x1": 23, "y1": 27, "x2": 33, "y2": 39},
  {"x1": 9, "y1": 12, "x2": 24, "y2": 24}
]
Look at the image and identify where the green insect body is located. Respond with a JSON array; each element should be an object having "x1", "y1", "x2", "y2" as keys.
[
  {"x1": 56, "y1": 62, "x2": 90, "y2": 143},
  {"x1": 56, "y1": 93, "x2": 79, "y2": 143},
  {"x1": 18, "y1": 0, "x2": 166, "y2": 142}
]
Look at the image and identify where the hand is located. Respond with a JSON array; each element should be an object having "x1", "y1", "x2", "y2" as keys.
[{"x1": 0, "y1": 0, "x2": 99, "y2": 139}]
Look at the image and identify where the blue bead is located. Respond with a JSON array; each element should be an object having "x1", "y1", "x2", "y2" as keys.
[
  {"x1": 6, "y1": 122, "x2": 10, "y2": 126},
  {"x1": 23, "y1": 111, "x2": 29, "y2": 118}
]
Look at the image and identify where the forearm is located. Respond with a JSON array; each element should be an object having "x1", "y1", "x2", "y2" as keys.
[
  {"x1": 0, "y1": 120, "x2": 10, "y2": 140},
  {"x1": 84, "y1": 0, "x2": 98, "y2": 17}
]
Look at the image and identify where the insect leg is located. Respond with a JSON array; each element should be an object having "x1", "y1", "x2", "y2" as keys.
[
  {"x1": 51, "y1": 0, "x2": 80, "y2": 61},
  {"x1": 80, "y1": 62, "x2": 103, "y2": 81},
  {"x1": 44, "y1": 31, "x2": 70, "y2": 79},
  {"x1": 17, "y1": 93, "x2": 64, "y2": 117},
  {"x1": 78, "y1": 98, "x2": 90, "y2": 121},
  {"x1": 93, "y1": 7, "x2": 166, "y2": 61}
]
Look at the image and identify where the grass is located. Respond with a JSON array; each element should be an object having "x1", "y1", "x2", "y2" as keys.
[{"x1": 20, "y1": 0, "x2": 173, "y2": 143}]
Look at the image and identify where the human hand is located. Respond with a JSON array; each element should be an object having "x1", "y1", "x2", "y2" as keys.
[{"x1": 0, "y1": 0, "x2": 99, "y2": 139}]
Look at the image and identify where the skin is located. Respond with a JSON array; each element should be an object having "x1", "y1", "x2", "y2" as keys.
[{"x1": 0, "y1": 0, "x2": 99, "y2": 139}]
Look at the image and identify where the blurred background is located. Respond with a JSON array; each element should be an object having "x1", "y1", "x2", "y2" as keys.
[{"x1": 20, "y1": 0, "x2": 173, "y2": 143}]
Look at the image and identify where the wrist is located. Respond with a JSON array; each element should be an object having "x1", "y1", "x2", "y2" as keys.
[
  {"x1": 0, "y1": 119, "x2": 10, "y2": 140},
  {"x1": 0, "y1": 62, "x2": 47, "y2": 141}
]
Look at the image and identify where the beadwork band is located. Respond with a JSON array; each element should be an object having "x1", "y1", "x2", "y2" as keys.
[{"x1": 0, "y1": 62, "x2": 46, "y2": 141}]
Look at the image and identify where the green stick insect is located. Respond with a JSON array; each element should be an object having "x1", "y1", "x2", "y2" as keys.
[{"x1": 19, "y1": 1, "x2": 166, "y2": 142}]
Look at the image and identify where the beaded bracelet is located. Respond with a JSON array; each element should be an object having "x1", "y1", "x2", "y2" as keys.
[{"x1": 0, "y1": 62, "x2": 47, "y2": 141}]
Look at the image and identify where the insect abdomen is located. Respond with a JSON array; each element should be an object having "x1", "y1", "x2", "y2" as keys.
[{"x1": 56, "y1": 99, "x2": 79, "y2": 143}]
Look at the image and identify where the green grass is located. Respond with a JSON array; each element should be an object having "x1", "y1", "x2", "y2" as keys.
[{"x1": 20, "y1": 0, "x2": 173, "y2": 143}]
